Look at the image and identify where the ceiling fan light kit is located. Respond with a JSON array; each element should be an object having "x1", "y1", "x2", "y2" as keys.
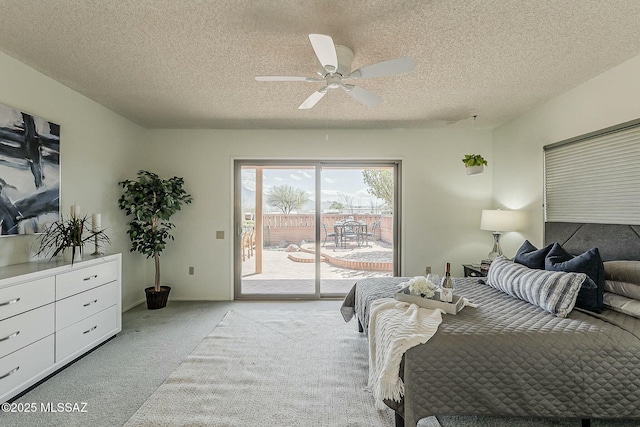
[{"x1": 255, "y1": 34, "x2": 415, "y2": 110}]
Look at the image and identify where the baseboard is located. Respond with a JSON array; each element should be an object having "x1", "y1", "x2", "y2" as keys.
[
  {"x1": 122, "y1": 298, "x2": 233, "y2": 312},
  {"x1": 164, "y1": 297, "x2": 234, "y2": 302},
  {"x1": 122, "y1": 298, "x2": 146, "y2": 312}
]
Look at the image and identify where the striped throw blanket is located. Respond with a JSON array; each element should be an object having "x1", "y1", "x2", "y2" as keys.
[{"x1": 367, "y1": 298, "x2": 444, "y2": 409}]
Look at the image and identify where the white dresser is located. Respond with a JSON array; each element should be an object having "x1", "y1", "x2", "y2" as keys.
[{"x1": 0, "y1": 254, "x2": 121, "y2": 403}]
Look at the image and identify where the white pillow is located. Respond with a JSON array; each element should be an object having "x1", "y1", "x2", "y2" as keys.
[{"x1": 487, "y1": 256, "x2": 586, "y2": 318}]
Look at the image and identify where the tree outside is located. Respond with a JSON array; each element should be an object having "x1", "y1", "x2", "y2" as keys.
[
  {"x1": 265, "y1": 184, "x2": 310, "y2": 213},
  {"x1": 362, "y1": 169, "x2": 393, "y2": 212},
  {"x1": 329, "y1": 201, "x2": 344, "y2": 210},
  {"x1": 338, "y1": 192, "x2": 356, "y2": 214}
]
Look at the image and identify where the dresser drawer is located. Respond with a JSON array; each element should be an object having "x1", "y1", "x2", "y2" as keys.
[
  {"x1": 56, "y1": 281, "x2": 119, "y2": 331},
  {"x1": 0, "y1": 335, "x2": 54, "y2": 397},
  {"x1": 56, "y1": 305, "x2": 118, "y2": 362},
  {"x1": 0, "y1": 304, "x2": 54, "y2": 358},
  {"x1": 56, "y1": 261, "x2": 118, "y2": 300},
  {"x1": 0, "y1": 277, "x2": 55, "y2": 321}
]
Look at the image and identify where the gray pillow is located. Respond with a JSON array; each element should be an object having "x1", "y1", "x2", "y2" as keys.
[
  {"x1": 604, "y1": 261, "x2": 640, "y2": 285},
  {"x1": 604, "y1": 280, "x2": 640, "y2": 301},
  {"x1": 487, "y1": 256, "x2": 585, "y2": 318},
  {"x1": 603, "y1": 292, "x2": 640, "y2": 320}
]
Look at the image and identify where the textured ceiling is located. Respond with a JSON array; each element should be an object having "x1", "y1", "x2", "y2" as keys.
[{"x1": 1, "y1": 1, "x2": 640, "y2": 130}]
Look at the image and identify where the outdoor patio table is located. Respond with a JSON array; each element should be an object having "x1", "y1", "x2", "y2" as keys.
[{"x1": 334, "y1": 220, "x2": 367, "y2": 248}]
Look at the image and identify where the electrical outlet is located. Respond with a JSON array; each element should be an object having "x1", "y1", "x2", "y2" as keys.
[
  {"x1": 189, "y1": 266, "x2": 195, "y2": 275},
  {"x1": 216, "y1": 230, "x2": 224, "y2": 239},
  {"x1": 425, "y1": 266, "x2": 431, "y2": 275}
]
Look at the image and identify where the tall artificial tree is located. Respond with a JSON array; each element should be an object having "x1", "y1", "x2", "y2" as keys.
[{"x1": 118, "y1": 170, "x2": 192, "y2": 292}]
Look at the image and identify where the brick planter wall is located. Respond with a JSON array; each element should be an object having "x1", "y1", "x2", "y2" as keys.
[{"x1": 289, "y1": 248, "x2": 392, "y2": 272}]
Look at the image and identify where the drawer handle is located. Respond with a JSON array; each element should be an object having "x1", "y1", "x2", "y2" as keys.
[
  {"x1": 83, "y1": 299, "x2": 98, "y2": 307},
  {"x1": 83, "y1": 275, "x2": 98, "y2": 281},
  {"x1": 0, "y1": 366, "x2": 19, "y2": 380},
  {"x1": 83, "y1": 325, "x2": 97, "y2": 334},
  {"x1": 0, "y1": 331, "x2": 20, "y2": 342},
  {"x1": 0, "y1": 297, "x2": 20, "y2": 307}
]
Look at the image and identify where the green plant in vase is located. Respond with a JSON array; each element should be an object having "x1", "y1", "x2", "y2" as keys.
[{"x1": 34, "y1": 213, "x2": 110, "y2": 264}]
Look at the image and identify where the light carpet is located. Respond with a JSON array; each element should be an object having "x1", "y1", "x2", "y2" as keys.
[{"x1": 123, "y1": 310, "x2": 439, "y2": 427}]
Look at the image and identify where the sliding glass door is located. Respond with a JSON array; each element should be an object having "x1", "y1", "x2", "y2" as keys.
[
  {"x1": 238, "y1": 164, "x2": 316, "y2": 296},
  {"x1": 234, "y1": 160, "x2": 400, "y2": 299},
  {"x1": 318, "y1": 165, "x2": 397, "y2": 296}
]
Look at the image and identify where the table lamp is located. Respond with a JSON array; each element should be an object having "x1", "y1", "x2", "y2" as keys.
[{"x1": 480, "y1": 209, "x2": 519, "y2": 260}]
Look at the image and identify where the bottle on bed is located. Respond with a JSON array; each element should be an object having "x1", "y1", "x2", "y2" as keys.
[{"x1": 440, "y1": 262, "x2": 454, "y2": 303}]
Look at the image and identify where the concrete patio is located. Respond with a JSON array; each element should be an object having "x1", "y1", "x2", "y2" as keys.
[{"x1": 241, "y1": 240, "x2": 393, "y2": 295}]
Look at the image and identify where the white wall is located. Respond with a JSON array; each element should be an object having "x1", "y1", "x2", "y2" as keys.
[
  {"x1": 0, "y1": 49, "x2": 494, "y2": 305},
  {"x1": 0, "y1": 51, "x2": 148, "y2": 311},
  {"x1": 493, "y1": 53, "x2": 640, "y2": 255},
  {"x1": 146, "y1": 128, "x2": 493, "y2": 301},
  {"x1": 7, "y1": 44, "x2": 639, "y2": 305}
]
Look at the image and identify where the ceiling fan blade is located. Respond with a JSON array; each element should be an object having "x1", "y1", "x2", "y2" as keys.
[
  {"x1": 341, "y1": 84, "x2": 383, "y2": 107},
  {"x1": 308, "y1": 34, "x2": 338, "y2": 73},
  {"x1": 255, "y1": 76, "x2": 323, "y2": 82},
  {"x1": 299, "y1": 88, "x2": 328, "y2": 109},
  {"x1": 348, "y1": 57, "x2": 415, "y2": 80}
]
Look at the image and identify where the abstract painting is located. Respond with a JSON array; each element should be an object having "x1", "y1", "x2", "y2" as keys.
[{"x1": 0, "y1": 102, "x2": 60, "y2": 235}]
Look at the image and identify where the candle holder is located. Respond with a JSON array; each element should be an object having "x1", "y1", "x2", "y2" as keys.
[
  {"x1": 91, "y1": 229, "x2": 104, "y2": 256},
  {"x1": 91, "y1": 213, "x2": 103, "y2": 255}
]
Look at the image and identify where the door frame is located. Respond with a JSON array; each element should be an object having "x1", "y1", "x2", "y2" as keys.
[{"x1": 233, "y1": 159, "x2": 401, "y2": 300}]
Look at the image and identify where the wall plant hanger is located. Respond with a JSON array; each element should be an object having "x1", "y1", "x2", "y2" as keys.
[{"x1": 462, "y1": 154, "x2": 488, "y2": 175}]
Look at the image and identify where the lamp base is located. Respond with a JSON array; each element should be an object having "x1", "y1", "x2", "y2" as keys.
[{"x1": 487, "y1": 232, "x2": 503, "y2": 261}]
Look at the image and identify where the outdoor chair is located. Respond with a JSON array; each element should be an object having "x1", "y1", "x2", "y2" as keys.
[
  {"x1": 241, "y1": 227, "x2": 255, "y2": 261},
  {"x1": 322, "y1": 223, "x2": 337, "y2": 247},
  {"x1": 338, "y1": 220, "x2": 363, "y2": 248},
  {"x1": 364, "y1": 219, "x2": 380, "y2": 244}
]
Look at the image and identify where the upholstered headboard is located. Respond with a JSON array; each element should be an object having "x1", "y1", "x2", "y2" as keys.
[{"x1": 544, "y1": 222, "x2": 640, "y2": 262}]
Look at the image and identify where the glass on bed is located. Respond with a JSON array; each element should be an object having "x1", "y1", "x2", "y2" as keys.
[{"x1": 426, "y1": 273, "x2": 440, "y2": 289}]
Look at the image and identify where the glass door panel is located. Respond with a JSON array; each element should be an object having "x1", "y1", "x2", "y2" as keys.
[
  {"x1": 239, "y1": 165, "x2": 316, "y2": 297},
  {"x1": 319, "y1": 166, "x2": 394, "y2": 296}
]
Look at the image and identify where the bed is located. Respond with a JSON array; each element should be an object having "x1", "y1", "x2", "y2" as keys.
[{"x1": 341, "y1": 222, "x2": 640, "y2": 427}]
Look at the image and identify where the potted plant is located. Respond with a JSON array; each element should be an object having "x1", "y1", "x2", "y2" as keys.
[
  {"x1": 462, "y1": 154, "x2": 488, "y2": 175},
  {"x1": 118, "y1": 170, "x2": 192, "y2": 310},
  {"x1": 34, "y1": 213, "x2": 110, "y2": 265}
]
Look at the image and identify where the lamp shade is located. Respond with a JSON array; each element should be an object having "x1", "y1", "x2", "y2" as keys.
[{"x1": 480, "y1": 209, "x2": 519, "y2": 232}]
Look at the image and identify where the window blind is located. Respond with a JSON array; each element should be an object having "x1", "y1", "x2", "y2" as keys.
[{"x1": 544, "y1": 120, "x2": 640, "y2": 225}]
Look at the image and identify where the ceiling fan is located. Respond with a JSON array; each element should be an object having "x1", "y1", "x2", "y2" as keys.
[{"x1": 255, "y1": 34, "x2": 415, "y2": 109}]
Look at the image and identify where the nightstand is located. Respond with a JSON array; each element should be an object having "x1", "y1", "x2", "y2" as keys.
[{"x1": 463, "y1": 264, "x2": 487, "y2": 278}]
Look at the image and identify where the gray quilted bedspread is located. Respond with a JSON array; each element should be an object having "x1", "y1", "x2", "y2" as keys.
[{"x1": 341, "y1": 277, "x2": 640, "y2": 427}]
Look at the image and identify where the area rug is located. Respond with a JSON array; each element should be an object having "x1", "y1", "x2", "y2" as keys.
[{"x1": 124, "y1": 310, "x2": 439, "y2": 427}]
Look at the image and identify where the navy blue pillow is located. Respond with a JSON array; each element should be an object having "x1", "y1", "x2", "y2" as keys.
[
  {"x1": 514, "y1": 240, "x2": 553, "y2": 270},
  {"x1": 544, "y1": 243, "x2": 605, "y2": 313}
]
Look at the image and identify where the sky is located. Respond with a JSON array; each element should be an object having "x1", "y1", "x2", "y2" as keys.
[{"x1": 242, "y1": 167, "x2": 390, "y2": 212}]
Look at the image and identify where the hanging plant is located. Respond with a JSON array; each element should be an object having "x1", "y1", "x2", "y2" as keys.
[
  {"x1": 462, "y1": 154, "x2": 487, "y2": 175},
  {"x1": 462, "y1": 154, "x2": 488, "y2": 167}
]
